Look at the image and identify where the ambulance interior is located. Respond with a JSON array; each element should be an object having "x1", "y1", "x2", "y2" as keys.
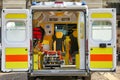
[{"x1": 32, "y1": 11, "x2": 84, "y2": 70}]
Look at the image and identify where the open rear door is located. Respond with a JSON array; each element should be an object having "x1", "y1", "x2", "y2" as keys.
[
  {"x1": 88, "y1": 9, "x2": 116, "y2": 71},
  {"x1": 2, "y1": 9, "x2": 30, "y2": 72}
]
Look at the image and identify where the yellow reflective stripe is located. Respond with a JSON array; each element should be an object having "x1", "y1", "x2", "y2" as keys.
[
  {"x1": 6, "y1": 62, "x2": 28, "y2": 69},
  {"x1": 76, "y1": 54, "x2": 80, "y2": 69},
  {"x1": 91, "y1": 13, "x2": 113, "y2": 18},
  {"x1": 80, "y1": 22, "x2": 84, "y2": 39},
  {"x1": 90, "y1": 61, "x2": 113, "y2": 68},
  {"x1": 5, "y1": 13, "x2": 27, "y2": 19},
  {"x1": 6, "y1": 48, "x2": 28, "y2": 55},
  {"x1": 33, "y1": 54, "x2": 38, "y2": 70},
  {"x1": 90, "y1": 47, "x2": 113, "y2": 54}
]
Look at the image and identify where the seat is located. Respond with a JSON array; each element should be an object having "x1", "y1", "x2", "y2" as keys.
[
  {"x1": 52, "y1": 31, "x2": 65, "y2": 52},
  {"x1": 69, "y1": 30, "x2": 78, "y2": 58}
]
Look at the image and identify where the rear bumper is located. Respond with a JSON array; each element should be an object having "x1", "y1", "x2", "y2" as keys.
[{"x1": 30, "y1": 70, "x2": 88, "y2": 76}]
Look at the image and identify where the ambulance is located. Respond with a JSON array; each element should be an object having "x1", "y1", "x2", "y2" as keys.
[{"x1": 1, "y1": 1, "x2": 116, "y2": 80}]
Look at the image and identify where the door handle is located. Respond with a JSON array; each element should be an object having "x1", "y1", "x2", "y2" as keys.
[
  {"x1": 107, "y1": 43, "x2": 111, "y2": 46},
  {"x1": 99, "y1": 43, "x2": 106, "y2": 48}
]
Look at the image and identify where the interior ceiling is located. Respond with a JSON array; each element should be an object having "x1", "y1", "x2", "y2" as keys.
[
  {"x1": 34, "y1": 11, "x2": 77, "y2": 17},
  {"x1": 48, "y1": 11, "x2": 75, "y2": 16}
]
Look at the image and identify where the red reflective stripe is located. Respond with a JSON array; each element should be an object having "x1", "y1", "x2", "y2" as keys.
[
  {"x1": 6, "y1": 55, "x2": 28, "y2": 62},
  {"x1": 90, "y1": 54, "x2": 112, "y2": 61}
]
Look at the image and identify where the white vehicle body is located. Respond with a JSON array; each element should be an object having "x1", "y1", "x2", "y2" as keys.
[{"x1": 1, "y1": 2, "x2": 116, "y2": 79}]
